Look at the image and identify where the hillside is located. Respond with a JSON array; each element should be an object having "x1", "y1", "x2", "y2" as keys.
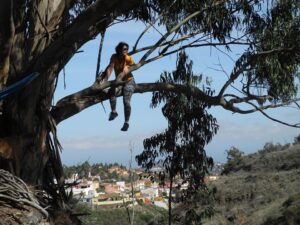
[
  {"x1": 74, "y1": 204, "x2": 168, "y2": 225},
  {"x1": 203, "y1": 143, "x2": 300, "y2": 225},
  {"x1": 61, "y1": 142, "x2": 300, "y2": 225}
]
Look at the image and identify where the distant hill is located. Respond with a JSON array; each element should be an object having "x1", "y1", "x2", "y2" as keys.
[
  {"x1": 202, "y1": 143, "x2": 300, "y2": 225},
  {"x1": 63, "y1": 162, "x2": 138, "y2": 182},
  {"x1": 224, "y1": 143, "x2": 300, "y2": 173}
]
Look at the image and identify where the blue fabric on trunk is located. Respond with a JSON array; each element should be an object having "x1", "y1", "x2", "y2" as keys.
[{"x1": 0, "y1": 72, "x2": 40, "y2": 101}]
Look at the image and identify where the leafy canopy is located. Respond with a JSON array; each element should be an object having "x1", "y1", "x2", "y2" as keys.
[{"x1": 136, "y1": 52, "x2": 218, "y2": 191}]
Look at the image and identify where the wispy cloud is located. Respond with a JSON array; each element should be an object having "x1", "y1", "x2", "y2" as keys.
[
  {"x1": 61, "y1": 130, "x2": 162, "y2": 151},
  {"x1": 216, "y1": 119, "x2": 298, "y2": 142},
  {"x1": 206, "y1": 117, "x2": 299, "y2": 162}
]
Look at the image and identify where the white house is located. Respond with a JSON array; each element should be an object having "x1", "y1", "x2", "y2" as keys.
[
  {"x1": 116, "y1": 181, "x2": 126, "y2": 192},
  {"x1": 141, "y1": 187, "x2": 159, "y2": 200}
]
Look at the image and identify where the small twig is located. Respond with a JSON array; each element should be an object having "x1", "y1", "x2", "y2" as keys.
[
  {"x1": 216, "y1": 56, "x2": 244, "y2": 95},
  {"x1": 218, "y1": 52, "x2": 252, "y2": 98},
  {"x1": 123, "y1": 197, "x2": 131, "y2": 225},
  {"x1": 63, "y1": 67, "x2": 66, "y2": 89},
  {"x1": 133, "y1": 14, "x2": 163, "y2": 51},
  {"x1": 129, "y1": 142, "x2": 135, "y2": 225},
  {"x1": 294, "y1": 101, "x2": 300, "y2": 109},
  {"x1": 34, "y1": 5, "x2": 51, "y2": 40},
  {"x1": 132, "y1": 0, "x2": 178, "y2": 51},
  {"x1": 129, "y1": 32, "x2": 203, "y2": 55},
  {"x1": 95, "y1": 29, "x2": 106, "y2": 80},
  {"x1": 140, "y1": 10, "x2": 202, "y2": 63},
  {"x1": 246, "y1": 101, "x2": 300, "y2": 128}
]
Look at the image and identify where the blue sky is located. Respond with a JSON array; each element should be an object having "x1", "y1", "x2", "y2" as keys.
[{"x1": 55, "y1": 21, "x2": 300, "y2": 167}]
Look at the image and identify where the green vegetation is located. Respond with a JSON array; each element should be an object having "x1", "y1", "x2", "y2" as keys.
[
  {"x1": 222, "y1": 147, "x2": 245, "y2": 175},
  {"x1": 201, "y1": 141, "x2": 300, "y2": 225},
  {"x1": 65, "y1": 137, "x2": 300, "y2": 225},
  {"x1": 1, "y1": 1, "x2": 300, "y2": 224},
  {"x1": 137, "y1": 52, "x2": 217, "y2": 224},
  {"x1": 74, "y1": 204, "x2": 168, "y2": 225},
  {"x1": 63, "y1": 162, "x2": 138, "y2": 182},
  {"x1": 222, "y1": 142, "x2": 300, "y2": 174}
]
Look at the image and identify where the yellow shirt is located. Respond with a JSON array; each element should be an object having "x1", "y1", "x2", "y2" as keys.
[{"x1": 110, "y1": 54, "x2": 134, "y2": 81}]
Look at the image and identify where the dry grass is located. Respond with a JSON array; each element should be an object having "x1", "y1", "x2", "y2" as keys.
[{"x1": 203, "y1": 144, "x2": 300, "y2": 225}]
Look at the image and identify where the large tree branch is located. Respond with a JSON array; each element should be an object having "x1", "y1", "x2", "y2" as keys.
[
  {"x1": 51, "y1": 81, "x2": 220, "y2": 124},
  {"x1": 220, "y1": 93, "x2": 300, "y2": 128},
  {"x1": 33, "y1": 0, "x2": 140, "y2": 75},
  {"x1": 9, "y1": 0, "x2": 140, "y2": 134},
  {"x1": 51, "y1": 78, "x2": 300, "y2": 127},
  {"x1": 41, "y1": 0, "x2": 300, "y2": 130}
]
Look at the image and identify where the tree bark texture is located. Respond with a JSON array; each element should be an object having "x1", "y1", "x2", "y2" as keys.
[{"x1": 0, "y1": 0, "x2": 140, "y2": 187}]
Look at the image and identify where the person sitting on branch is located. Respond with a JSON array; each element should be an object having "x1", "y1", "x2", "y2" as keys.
[{"x1": 101, "y1": 42, "x2": 135, "y2": 131}]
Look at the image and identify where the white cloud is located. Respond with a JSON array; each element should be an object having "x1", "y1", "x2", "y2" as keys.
[
  {"x1": 216, "y1": 118, "x2": 298, "y2": 143},
  {"x1": 63, "y1": 136, "x2": 134, "y2": 150}
]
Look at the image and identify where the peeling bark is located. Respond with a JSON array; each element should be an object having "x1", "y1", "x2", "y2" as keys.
[
  {"x1": 0, "y1": 0, "x2": 15, "y2": 89},
  {"x1": 0, "y1": 0, "x2": 141, "y2": 187}
]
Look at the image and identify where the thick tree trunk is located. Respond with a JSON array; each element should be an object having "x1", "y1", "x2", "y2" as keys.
[
  {"x1": 1, "y1": 73, "x2": 52, "y2": 185},
  {"x1": 0, "y1": 0, "x2": 141, "y2": 188},
  {"x1": 0, "y1": 0, "x2": 72, "y2": 186},
  {"x1": 0, "y1": 0, "x2": 14, "y2": 89}
]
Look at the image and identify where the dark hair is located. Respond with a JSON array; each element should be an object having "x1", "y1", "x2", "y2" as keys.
[{"x1": 115, "y1": 42, "x2": 129, "y2": 54}]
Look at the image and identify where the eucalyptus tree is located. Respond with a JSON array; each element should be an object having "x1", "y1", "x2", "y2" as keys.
[
  {"x1": 136, "y1": 52, "x2": 218, "y2": 224},
  {"x1": 0, "y1": 0, "x2": 299, "y2": 211}
]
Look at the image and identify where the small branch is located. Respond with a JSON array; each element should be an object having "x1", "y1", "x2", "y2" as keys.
[
  {"x1": 140, "y1": 10, "x2": 202, "y2": 63},
  {"x1": 256, "y1": 47, "x2": 297, "y2": 56},
  {"x1": 216, "y1": 58, "x2": 246, "y2": 96},
  {"x1": 140, "y1": 39, "x2": 248, "y2": 65},
  {"x1": 133, "y1": 0, "x2": 243, "y2": 68},
  {"x1": 224, "y1": 94, "x2": 273, "y2": 104},
  {"x1": 95, "y1": 29, "x2": 106, "y2": 80},
  {"x1": 133, "y1": 0, "x2": 179, "y2": 51},
  {"x1": 146, "y1": 21, "x2": 164, "y2": 37},
  {"x1": 129, "y1": 142, "x2": 135, "y2": 225},
  {"x1": 246, "y1": 101, "x2": 300, "y2": 128},
  {"x1": 133, "y1": 14, "x2": 163, "y2": 51},
  {"x1": 109, "y1": 18, "x2": 134, "y2": 27},
  {"x1": 34, "y1": 5, "x2": 51, "y2": 40},
  {"x1": 218, "y1": 46, "x2": 298, "y2": 98},
  {"x1": 220, "y1": 97, "x2": 300, "y2": 128},
  {"x1": 130, "y1": 32, "x2": 204, "y2": 55},
  {"x1": 295, "y1": 101, "x2": 300, "y2": 109}
]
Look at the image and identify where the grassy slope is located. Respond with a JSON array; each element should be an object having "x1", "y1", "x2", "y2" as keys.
[
  {"x1": 75, "y1": 204, "x2": 168, "y2": 225},
  {"x1": 203, "y1": 144, "x2": 300, "y2": 225}
]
